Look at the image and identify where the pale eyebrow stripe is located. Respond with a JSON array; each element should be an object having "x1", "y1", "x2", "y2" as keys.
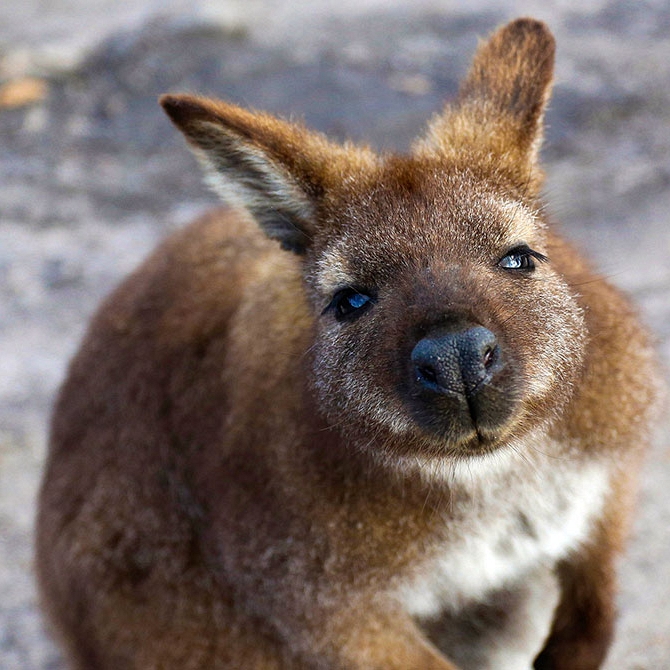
[
  {"x1": 498, "y1": 199, "x2": 541, "y2": 241},
  {"x1": 314, "y1": 243, "x2": 356, "y2": 294}
]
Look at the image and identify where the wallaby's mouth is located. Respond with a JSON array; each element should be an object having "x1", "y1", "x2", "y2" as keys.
[{"x1": 407, "y1": 399, "x2": 517, "y2": 455}]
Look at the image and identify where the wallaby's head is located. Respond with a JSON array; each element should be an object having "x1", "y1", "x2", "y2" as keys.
[{"x1": 161, "y1": 19, "x2": 586, "y2": 465}]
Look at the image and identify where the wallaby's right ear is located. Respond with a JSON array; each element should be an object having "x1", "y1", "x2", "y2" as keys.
[{"x1": 161, "y1": 95, "x2": 361, "y2": 254}]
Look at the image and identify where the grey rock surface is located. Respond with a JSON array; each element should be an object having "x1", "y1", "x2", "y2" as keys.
[{"x1": 1, "y1": 1, "x2": 668, "y2": 668}]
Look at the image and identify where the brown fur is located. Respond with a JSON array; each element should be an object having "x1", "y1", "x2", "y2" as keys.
[{"x1": 36, "y1": 18, "x2": 659, "y2": 670}]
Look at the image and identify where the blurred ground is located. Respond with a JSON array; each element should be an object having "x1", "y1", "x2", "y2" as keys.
[{"x1": 1, "y1": 1, "x2": 668, "y2": 668}]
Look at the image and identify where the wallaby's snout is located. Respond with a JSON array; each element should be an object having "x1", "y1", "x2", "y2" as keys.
[
  {"x1": 410, "y1": 324, "x2": 508, "y2": 442},
  {"x1": 411, "y1": 325, "x2": 501, "y2": 398}
]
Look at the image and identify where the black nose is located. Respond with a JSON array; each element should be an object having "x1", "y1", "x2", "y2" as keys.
[{"x1": 411, "y1": 326, "x2": 500, "y2": 397}]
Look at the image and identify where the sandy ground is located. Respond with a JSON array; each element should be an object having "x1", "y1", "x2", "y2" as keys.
[{"x1": 1, "y1": 1, "x2": 668, "y2": 668}]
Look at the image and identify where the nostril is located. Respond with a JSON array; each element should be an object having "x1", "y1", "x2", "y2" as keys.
[
  {"x1": 416, "y1": 363, "x2": 438, "y2": 387},
  {"x1": 482, "y1": 345, "x2": 496, "y2": 370}
]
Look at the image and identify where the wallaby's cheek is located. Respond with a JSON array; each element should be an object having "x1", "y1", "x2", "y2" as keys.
[
  {"x1": 311, "y1": 323, "x2": 418, "y2": 439},
  {"x1": 518, "y1": 279, "x2": 587, "y2": 402}
]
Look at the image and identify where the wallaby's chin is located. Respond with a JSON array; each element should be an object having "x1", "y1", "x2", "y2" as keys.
[
  {"x1": 416, "y1": 420, "x2": 517, "y2": 458},
  {"x1": 405, "y1": 372, "x2": 518, "y2": 452},
  {"x1": 406, "y1": 408, "x2": 524, "y2": 460}
]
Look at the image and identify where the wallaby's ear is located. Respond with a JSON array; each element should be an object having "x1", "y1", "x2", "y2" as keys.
[
  {"x1": 415, "y1": 18, "x2": 555, "y2": 192},
  {"x1": 161, "y1": 95, "x2": 355, "y2": 253}
]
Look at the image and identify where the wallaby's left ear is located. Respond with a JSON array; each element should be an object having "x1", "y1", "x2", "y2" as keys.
[
  {"x1": 161, "y1": 95, "x2": 373, "y2": 254},
  {"x1": 415, "y1": 18, "x2": 555, "y2": 192}
]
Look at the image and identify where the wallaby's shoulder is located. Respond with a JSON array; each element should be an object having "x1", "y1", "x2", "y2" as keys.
[
  {"x1": 48, "y1": 204, "x2": 305, "y2": 469},
  {"x1": 83, "y1": 207, "x2": 300, "y2": 353}
]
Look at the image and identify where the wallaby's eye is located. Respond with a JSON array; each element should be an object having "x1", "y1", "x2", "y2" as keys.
[
  {"x1": 498, "y1": 246, "x2": 548, "y2": 272},
  {"x1": 326, "y1": 288, "x2": 374, "y2": 321}
]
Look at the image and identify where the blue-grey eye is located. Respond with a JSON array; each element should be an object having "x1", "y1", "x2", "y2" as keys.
[
  {"x1": 328, "y1": 288, "x2": 374, "y2": 321},
  {"x1": 498, "y1": 246, "x2": 547, "y2": 272}
]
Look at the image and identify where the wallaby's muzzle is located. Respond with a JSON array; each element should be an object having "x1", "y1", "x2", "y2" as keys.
[{"x1": 408, "y1": 324, "x2": 513, "y2": 446}]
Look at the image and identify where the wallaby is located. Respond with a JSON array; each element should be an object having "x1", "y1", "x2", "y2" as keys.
[{"x1": 36, "y1": 18, "x2": 659, "y2": 670}]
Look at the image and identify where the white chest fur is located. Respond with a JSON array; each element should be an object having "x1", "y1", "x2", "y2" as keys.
[{"x1": 397, "y1": 444, "x2": 611, "y2": 619}]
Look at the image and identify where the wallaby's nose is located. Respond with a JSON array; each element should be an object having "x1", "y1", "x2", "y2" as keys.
[{"x1": 411, "y1": 326, "x2": 500, "y2": 398}]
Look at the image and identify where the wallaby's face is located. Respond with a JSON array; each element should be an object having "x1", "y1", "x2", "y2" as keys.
[
  {"x1": 305, "y1": 164, "x2": 586, "y2": 461},
  {"x1": 161, "y1": 18, "x2": 586, "y2": 464}
]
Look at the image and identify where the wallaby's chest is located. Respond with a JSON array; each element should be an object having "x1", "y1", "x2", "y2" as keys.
[{"x1": 397, "y1": 451, "x2": 610, "y2": 617}]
